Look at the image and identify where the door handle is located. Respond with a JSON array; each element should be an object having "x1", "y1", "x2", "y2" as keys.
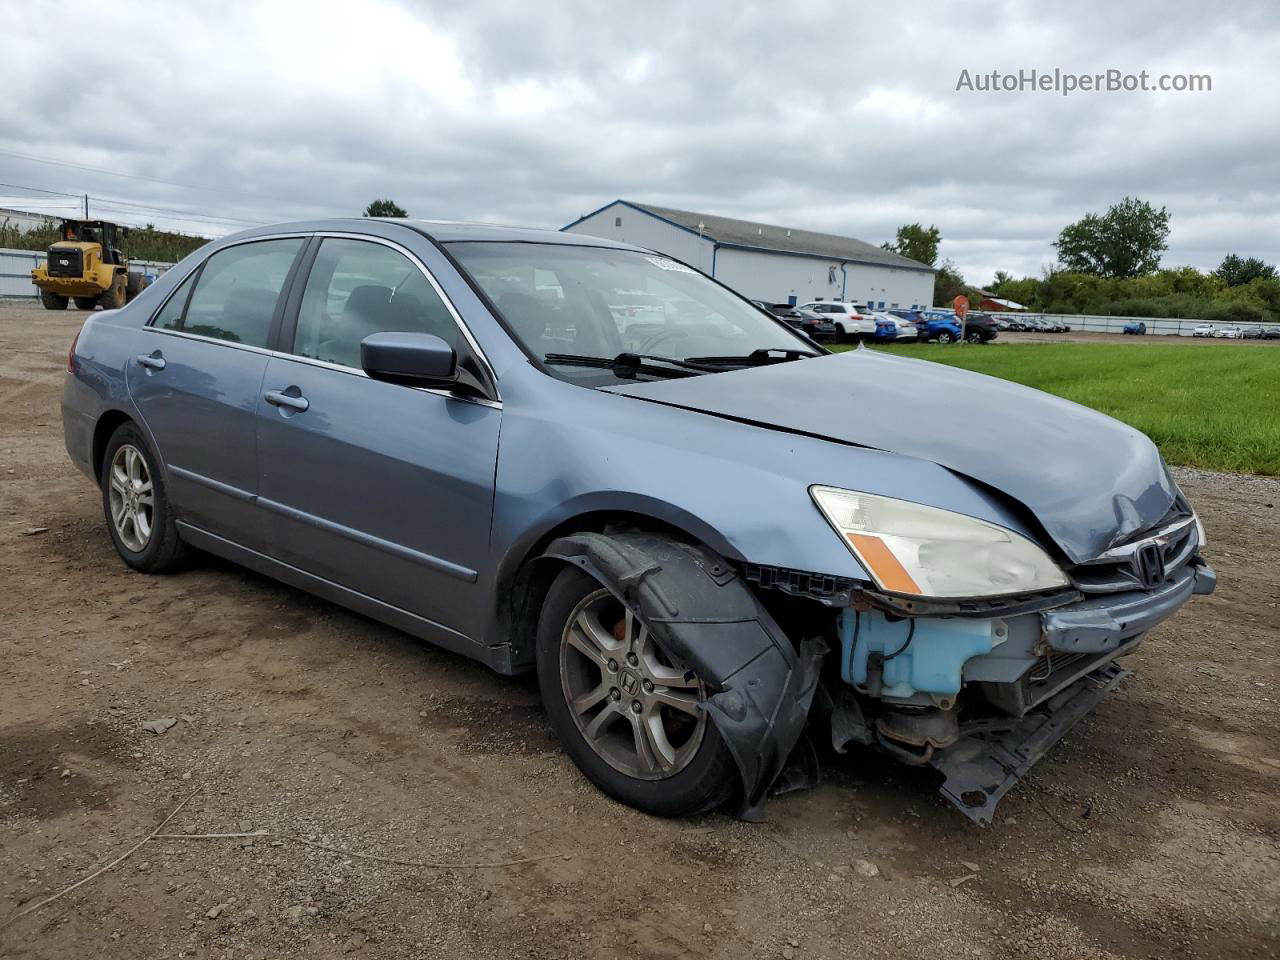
[
  {"x1": 264, "y1": 389, "x2": 309, "y2": 412},
  {"x1": 136, "y1": 353, "x2": 166, "y2": 370}
]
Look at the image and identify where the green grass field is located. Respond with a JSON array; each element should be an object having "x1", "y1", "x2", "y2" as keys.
[{"x1": 829, "y1": 341, "x2": 1279, "y2": 475}]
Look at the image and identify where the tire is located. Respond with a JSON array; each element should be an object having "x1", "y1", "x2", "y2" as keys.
[
  {"x1": 40, "y1": 291, "x2": 69, "y2": 310},
  {"x1": 100, "y1": 422, "x2": 187, "y2": 573},
  {"x1": 98, "y1": 276, "x2": 126, "y2": 310},
  {"x1": 536, "y1": 564, "x2": 736, "y2": 817},
  {"x1": 125, "y1": 272, "x2": 144, "y2": 300},
  {"x1": 936, "y1": 331, "x2": 956, "y2": 344},
  {"x1": 834, "y1": 322, "x2": 847, "y2": 343},
  {"x1": 965, "y1": 331, "x2": 984, "y2": 344},
  {"x1": 73, "y1": 297, "x2": 98, "y2": 310}
]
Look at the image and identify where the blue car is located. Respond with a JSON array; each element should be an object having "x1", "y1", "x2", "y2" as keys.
[
  {"x1": 1123, "y1": 321, "x2": 1147, "y2": 335},
  {"x1": 62, "y1": 219, "x2": 1214, "y2": 824},
  {"x1": 918, "y1": 310, "x2": 964, "y2": 343}
]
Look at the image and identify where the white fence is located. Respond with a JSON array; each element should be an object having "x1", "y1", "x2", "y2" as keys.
[
  {"x1": 1012, "y1": 313, "x2": 1221, "y2": 337},
  {"x1": 0, "y1": 246, "x2": 174, "y2": 299}
]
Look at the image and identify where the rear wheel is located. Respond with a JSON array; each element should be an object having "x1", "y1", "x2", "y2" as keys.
[
  {"x1": 834, "y1": 322, "x2": 847, "y2": 343},
  {"x1": 100, "y1": 422, "x2": 187, "y2": 573},
  {"x1": 40, "y1": 291, "x2": 69, "y2": 310},
  {"x1": 536, "y1": 565, "x2": 735, "y2": 817},
  {"x1": 936, "y1": 330, "x2": 956, "y2": 344},
  {"x1": 73, "y1": 297, "x2": 98, "y2": 310}
]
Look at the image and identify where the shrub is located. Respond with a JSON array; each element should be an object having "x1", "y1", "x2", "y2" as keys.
[{"x1": 1202, "y1": 302, "x2": 1267, "y2": 324}]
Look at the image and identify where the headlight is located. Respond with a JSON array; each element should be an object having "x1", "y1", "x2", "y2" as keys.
[{"x1": 810, "y1": 486, "x2": 1069, "y2": 599}]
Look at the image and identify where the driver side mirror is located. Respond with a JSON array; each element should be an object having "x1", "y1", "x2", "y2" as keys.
[{"x1": 360, "y1": 332, "x2": 456, "y2": 387}]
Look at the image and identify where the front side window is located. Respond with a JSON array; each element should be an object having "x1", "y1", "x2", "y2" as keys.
[
  {"x1": 172, "y1": 238, "x2": 303, "y2": 347},
  {"x1": 446, "y1": 242, "x2": 813, "y2": 382},
  {"x1": 292, "y1": 238, "x2": 459, "y2": 369}
]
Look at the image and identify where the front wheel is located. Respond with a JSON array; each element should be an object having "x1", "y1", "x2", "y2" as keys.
[
  {"x1": 965, "y1": 331, "x2": 984, "y2": 344},
  {"x1": 536, "y1": 565, "x2": 736, "y2": 817},
  {"x1": 98, "y1": 277, "x2": 126, "y2": 310},
  {"x1": 936, "y1": 330, "x2": 956, "y2": 344},
  {"x1": 40, "y1": 291, "x2": 69, "y2": 310},
  {"x1": 100, "y1": 422, "x2": 188, "y2": 573}
]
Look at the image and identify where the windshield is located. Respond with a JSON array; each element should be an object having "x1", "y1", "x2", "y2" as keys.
[{"x1": 446, "y1": 242, "x2": 817, "y2": 381}]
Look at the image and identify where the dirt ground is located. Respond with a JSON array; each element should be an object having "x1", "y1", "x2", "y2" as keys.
[{"x1": 1, "y1": 300, "x2": 1277, "y2": 960}]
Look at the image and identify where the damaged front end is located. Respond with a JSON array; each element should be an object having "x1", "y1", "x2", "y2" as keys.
[
  {"x1": 749, "y1": 505, "x2": 1217, "y2": 825},
  {"x1": 546, "y1": 503, "x2": 1215, "y2": 826}
]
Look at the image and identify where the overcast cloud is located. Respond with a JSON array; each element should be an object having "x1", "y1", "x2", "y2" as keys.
[{"x1": 2, "y1": 0, "x2": 1276, "y2": 283}]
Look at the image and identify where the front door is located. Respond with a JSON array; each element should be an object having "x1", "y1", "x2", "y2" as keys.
[
  {"x1": 128, "y1": 237, "x2": 305, "y2": 545},
  {"x1": 254, "y1": 236, "x2": 500, "y2": 641}
]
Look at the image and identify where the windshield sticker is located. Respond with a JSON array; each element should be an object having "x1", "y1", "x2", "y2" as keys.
[{"x1": 645, "y1": 256, "x2": 696, "y2": 274}]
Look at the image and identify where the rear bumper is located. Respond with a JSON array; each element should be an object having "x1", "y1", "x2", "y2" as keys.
[
  {"x1": 61, "y1": 376, "x2": 98, "y2": 482},
  {"x1": 37, "y1": 279, "x2": 107, "y2": 297}
]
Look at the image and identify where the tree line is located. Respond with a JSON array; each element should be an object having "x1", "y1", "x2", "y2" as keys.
[
  {"x1": 882, "y1": 199, "x2": 1279, "y2": 323},
  {"x1": 0, "y1": 218, "x2": 209, "y2": 263}
]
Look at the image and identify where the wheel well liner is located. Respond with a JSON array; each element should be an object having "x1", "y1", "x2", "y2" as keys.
[
  {"x1": 499, "y1": 508, "x2": 736, "y2": 671},
  {"x1": 541, "y1": 529, "x2": 825, "y2": 820},
  {"x1": 92, "y1": 410, "x2": 133, "y2": 480}
]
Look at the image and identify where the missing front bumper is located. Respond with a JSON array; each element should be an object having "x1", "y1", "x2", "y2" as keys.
[{"x1": 930, "y1": 661, "x2": 1128, "y2": 826}]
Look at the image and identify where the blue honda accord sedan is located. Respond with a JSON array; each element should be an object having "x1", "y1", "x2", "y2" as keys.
[{"x1": 62, "y1": 218, "x2": 1215, "y2": 823}]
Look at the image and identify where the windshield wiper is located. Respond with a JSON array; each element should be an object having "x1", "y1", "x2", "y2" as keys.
[
  {"x1": 681, "y1": 348, "x2": 819, "y2": 367},
  {"x1": 543, "y1": 352, "x2": 708, "y2": 379}
]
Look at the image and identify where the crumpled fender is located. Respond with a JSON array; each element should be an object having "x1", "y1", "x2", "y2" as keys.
[{"x1": 543, "y1": 530, "x2": 825, "y2": 820}]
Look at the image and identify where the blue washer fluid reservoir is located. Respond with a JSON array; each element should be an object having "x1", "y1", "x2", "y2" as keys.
[{"x1": 839, "y1": 609, "x2": 1003, "y2": 700}]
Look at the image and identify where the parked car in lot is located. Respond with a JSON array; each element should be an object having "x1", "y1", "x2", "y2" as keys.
[
  {"x1": 1264, "y1": 326, "x2": 1280, "y2": 339},
  {"x1": 866, "y1": 310, "x2": 918, "y2": 341},
  {"x1": 797, "y1": 300, "x2": 874, "y2": 341},
  {"x1": 1213, "y1": 325, "x2": 1242, "y2": 339},
  {"x1": 1192, "y1": 323, "x2": 1216, "y2": 337},
  {"x1": 1240, "y1": 325, "x2": 1264, "y2": 339},
  {"x1": 1123, "y1": 321, "x2": 1147, "y2": 335},
  {"x1": 918, "y1": 311, "x2": 964, "y2": 343},
  {"x1": 62, "y1": 218, "x2": 1215, "y2": 825},
  {"x1": 959, "y1": 312, "x2": 999, "y2": 344},
  {"x1": 752, "y1": 301, "x2": 835, "y2": 341},
  {"x1": 1030, "y1": 317, "x2": 1069, "y2": 333}
]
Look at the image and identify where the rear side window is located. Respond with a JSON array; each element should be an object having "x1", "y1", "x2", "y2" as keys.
[
  {"x1": 291, "y1": 238, "x2": 459, "y2": 369},
  {"x1": 152, "y1": 270, "x2": 197, "y2": 331},
  {"x1": 170, "y1": 238, "x2": 303, "y2": 347}
]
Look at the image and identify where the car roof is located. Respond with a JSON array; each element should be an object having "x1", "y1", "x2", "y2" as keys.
[{"x1": 223, "y1": 218, "x2": 646, "y2": 251}]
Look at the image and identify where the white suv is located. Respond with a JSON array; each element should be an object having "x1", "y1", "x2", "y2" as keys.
[{"x1": 797, "y1": 301, "x2": 875, "y2": 340}]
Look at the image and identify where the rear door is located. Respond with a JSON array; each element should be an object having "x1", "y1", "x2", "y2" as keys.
[
  {"x1": 127, "y1": 236, "x2": 306, "y2": 546},
  {"x1": 254, "y1": 235, "x2": 500, "y2": 642}
]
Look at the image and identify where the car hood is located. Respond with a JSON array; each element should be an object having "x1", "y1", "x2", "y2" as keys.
[{"x1": 603, "y1": 348, "x2": 1176, "y2": 564}]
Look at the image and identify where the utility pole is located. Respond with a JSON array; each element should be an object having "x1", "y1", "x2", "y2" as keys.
[{"x1": 83, "y1": 194, "x2": 88, "y2": 218}]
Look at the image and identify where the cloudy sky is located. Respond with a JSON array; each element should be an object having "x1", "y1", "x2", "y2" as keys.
[{"x1": 2, "y1": 0, "x2": 1276, "y2": 284}]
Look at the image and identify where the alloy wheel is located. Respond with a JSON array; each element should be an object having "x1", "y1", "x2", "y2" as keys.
[
  {"x1": 108, "y1": 444, "x2": 154, "y2": 552},
  {"x1": 559, "y1": 589, "x2": 707, "y2": 781}
]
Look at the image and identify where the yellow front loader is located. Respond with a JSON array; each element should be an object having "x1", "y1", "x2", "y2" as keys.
[{"x1": 31, "y1": 219, "x2": 145, "y2": 310}]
